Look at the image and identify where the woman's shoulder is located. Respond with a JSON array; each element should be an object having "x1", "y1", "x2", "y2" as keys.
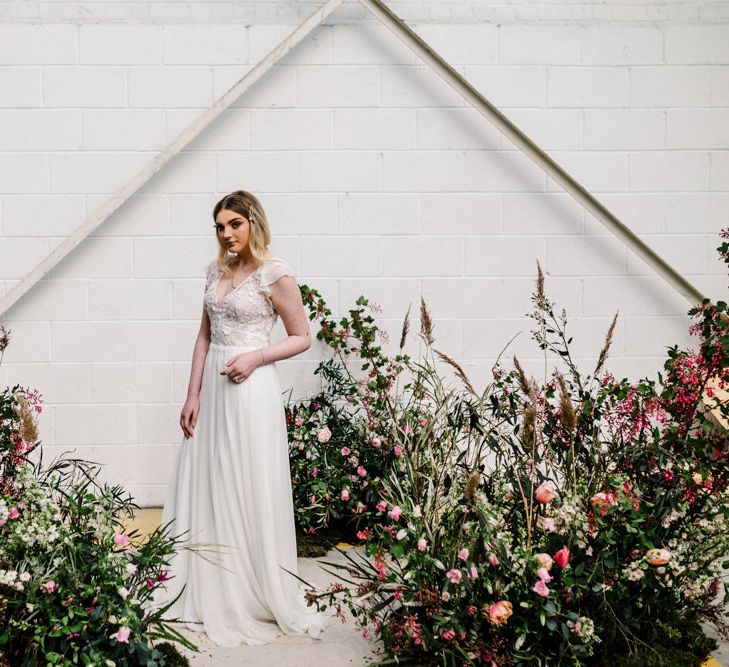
[{"x1": 259, "y1": 255, "x2": 294, "y2": 286}]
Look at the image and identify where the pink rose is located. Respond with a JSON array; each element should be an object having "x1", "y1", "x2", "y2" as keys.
[
  {"x1": 388, "y1": 506, "x2": 403, "y2": 520},
  {"x1": 554, "y1": 546, "x2": 570, "y2": 568},
  {"x1": 446, "y1": 568, "x2": 462, "y2": 584},
  {"x1": 458, "y1": 547, "x2": 469, "y2": 561},
  {"x1": 340, "y1": 446, "x2": 351, "y2": 456},
  {"x1": 371, "y1": 437, "x2": 381, "y2": 448},
  {"x1": 418, "y1": 417, "x2": 428, "y2": 426},
  {"x1": 317, "y1": 427, "x2": 332, "y2": 443},
  {"x1": 116, "y1": 626, "x2": 131, "y2": 643},
  {"x1": 387, "y1": 505, "x2": 402, "y2": 520},
  {"x1": 357, "y1": 465, "x2": 367, "y2": 477},
  {"x1": 403, "y1": 424, "x2": 412, "y2": 434},
  {"x1": 294, "y1": 416, "x2": 304, "y2": 426},
  {"x1": 534, "y1": 480, "x2": 558, "y2": 505},
  {"x1": 440, "y1": 628, "x2": 456, "y2": 641},
  {"x1": 341, "y1": 489, "x2": 350, "y2": 501},
  {"x1": 8, "y1": 507, "x2": 20, "y2": 520},
  {"x1": 393, "y1": 445, "x2": 403, "y2": 456},
  {"x1": 488, "y1": 554, "x2": 499, "y2": 566},
  {"x1": 376, "y1": 500, "x2": 387, "y2": 512},
  {"x1": 470, "y1": 566, "x2": 478, "y2": 579},
  {"x1": 417, "y1": 538, "x2": 427, "y2": 552},
  {"x1": 532, "y1": 579, "x2": 550, "y2": 597},
  {"x1": 488, "y1": 600, "x2": 513, "y2": 626},
  {"x1": 41, "y1": 580, "x2": 57, "y2": 594},
  {"x1": 113, "y1": 533, "x2": 129, "y2": 547},
  {"x1": 311, "y1": 467, "x2": 318, "y2": 477}
]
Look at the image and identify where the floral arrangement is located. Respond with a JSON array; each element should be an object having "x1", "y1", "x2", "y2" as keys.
[
  {"x1": 0, "y1": 326, "x2": 195, "y2": 666},
  {"x1": 286, "y1": 292, "x2": 413, "y2": 538},
  {"x1": 292, "y1": 231, "x2": 729, "y2": 665}
]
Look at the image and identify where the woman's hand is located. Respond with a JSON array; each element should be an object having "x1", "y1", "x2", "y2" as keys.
[
  {"x1": 180, "y1": 395, "x2": 200, "y2": 439},
  {"x1": 221, "y1": 350, "x2": 263, "y2": 384}
]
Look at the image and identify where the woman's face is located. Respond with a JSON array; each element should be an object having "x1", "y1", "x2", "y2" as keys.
[{"x1": 215, "y1": 208, "x2": 251, "y2": 254}]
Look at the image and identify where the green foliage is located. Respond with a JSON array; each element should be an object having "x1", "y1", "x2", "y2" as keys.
[{"x1": 289, "y1": 231, "x2": 729, "y2": 665}]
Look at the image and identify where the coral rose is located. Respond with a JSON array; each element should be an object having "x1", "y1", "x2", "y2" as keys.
[
  {"x1": 534, "y1": 481, "x2": 557, "y2": 504},
  {"x1": 646, "y1": 548, "x2": 671, "y2": 566},
  {"x1": 488, "y1": 600, "x2": 513, "y2": 626}
]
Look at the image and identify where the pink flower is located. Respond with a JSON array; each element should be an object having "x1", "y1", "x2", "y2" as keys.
[
  {"x1": 488, "y1": 554, "x2": 499, "y2": 566},
  {"x1": 403, "y1": 424, "x2": 412, "y2": 434},
  {"x1": 417, "y1": 538, "x2": 427, "y2": 552},
  {"x1": 458, "y1": 548, "x2": 470, "y2": 561},
  {"x1": 113, "y1": 533, "x2": 129, "y2": 547},
  {"x1": 40, "y1": 580, "x2": 57, "y2": 594},
  {"x1": 536, "y1": 567, "x2": 553, "y2": 583},
  {"x1": 356, "y1": 501, "x2": 366, "y2": 513},
  {"x1": 388, "y1": 506, "x2": 403, "y2": 520},
  {"x1": 393, "y1": 444, "x2": 403, "y2": 456},
  {"x1": 317, "y1": 427, "x2": 332, "y2": 443},
  {"x1": 536, "y1": 515, "x2": 556, "y2": 532},
  {"x1": 554, "y1": 546, "x2": 570, "y2": 568},
  {"x1": 116, "y1": 626, "x2": 131, "y2": 643},
  {"x1": 376, "y1": 500, "x2": 387, "y2": 512},
  {"x1": 533, "y1": 579, "x2": 550, "y2": 597},
  {"x1": 440, "y1": 628, "x2": 456, "y2": 641},
  {"x1": 418, "y1": 417, "x2": 428, "y2": 426},
  {"x1": 8, "y1": 507, "x2": 20, "y2": 520},
  {"x1": 488, "y1": 600, "x2": 513, "y2": 626},
  {"x1": 340, "y1": 489, "x2": 350, "y2": 502},
  {"x1": 469, "y1": 566, "x2": 478, "y2": 579},
  {"x1": 340, "y1": 446, "x2": 351, "y2": 456},
  {"x1": 467, "y1": 605, "x2": 478, "y2": 616},
  {"x1": 446, "y1": 568, "x2": 462, "y2": 584},
  {"x1": 294, "y1": 416, "x2": 304, "y2": 426},
  {"x1": 534, "y1": 480, "x2": 558, "y2": 505},
  {"x1": 371, "y1": 437, "x2": 381, "y2": 448},
  {"x1": 311, "y1": 467, "x2": 318, "y2": 477},
  {"x1": 356, "y1": 465, "x2": 367, "y2": 477},
  {"x1": 309, "y1": 494, "x2": 316, "y2": 504}
]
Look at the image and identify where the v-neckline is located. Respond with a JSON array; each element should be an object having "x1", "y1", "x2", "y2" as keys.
[{"x1": 213, "y1": 264, "x2": 260, "y2": 303}]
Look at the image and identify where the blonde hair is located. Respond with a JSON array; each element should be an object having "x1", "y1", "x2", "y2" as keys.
[{"x1": 212, "y1": 190, "x2": 272, "y2": 276}]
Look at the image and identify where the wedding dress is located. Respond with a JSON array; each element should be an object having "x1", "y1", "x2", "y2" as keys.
[{"x1": 147, "y1": 256, "x2": 329, "y2": 647}]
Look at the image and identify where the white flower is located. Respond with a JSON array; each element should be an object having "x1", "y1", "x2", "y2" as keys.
[{"x1": 118, "y1": 586, "x2": 130, "y2": 600}]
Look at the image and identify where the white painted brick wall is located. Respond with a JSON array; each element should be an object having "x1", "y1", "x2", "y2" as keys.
[{"x1": 1, "y1": 2, "x2": 727, "y2": 504}]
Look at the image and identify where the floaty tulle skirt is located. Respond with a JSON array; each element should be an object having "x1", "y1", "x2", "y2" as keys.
[{"x1": 146, "y1": 341, "x2": 329, "y2": 647}]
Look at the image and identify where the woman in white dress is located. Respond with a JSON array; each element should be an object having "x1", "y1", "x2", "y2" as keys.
[{"x1": 149, "y1": 190, "x2": 329, "y2": 647}]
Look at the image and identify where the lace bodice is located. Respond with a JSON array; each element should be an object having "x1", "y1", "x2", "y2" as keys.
[{"x1": 203, "y1": 256, "x2": 294, "y2": 346}]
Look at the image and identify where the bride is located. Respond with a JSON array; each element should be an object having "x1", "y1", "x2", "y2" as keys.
[{"x1": 148, "y1": 190, "x2": 329, "y2": 647}]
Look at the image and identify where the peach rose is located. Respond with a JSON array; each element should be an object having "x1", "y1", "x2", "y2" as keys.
[
  {"x1": 535, "y1": 553, "x2": 553, "y2": 571},
  {"x1": 646, "y1": 548, "x2": 671, "y2": 566},
  {"x1": 534, "y1": 481, "x2": 557, "y2": 505},
  {"x1": 487, "y1": 600, "x2": 513, "y2": 626}
]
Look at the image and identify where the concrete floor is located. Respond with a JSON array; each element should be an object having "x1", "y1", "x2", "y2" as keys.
[{"x1": 123, "y1": 510, "x2": 726, "y2": 667}]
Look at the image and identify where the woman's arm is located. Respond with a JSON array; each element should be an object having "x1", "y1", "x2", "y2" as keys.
[
  {"x1": 256, "y1": 275, "x2": 311, "y2": 366},
  {"x1": 180, "y1": 307, "x2": 212, "y2": 437},
  {"x1": 186, "y1": 306, "x2": 212, "y2": 399}
]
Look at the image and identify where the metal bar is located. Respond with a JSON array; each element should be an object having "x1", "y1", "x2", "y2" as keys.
[
  {"x1": 0, "y1": 0, "x2": 345, "y2": 318},
  {"x1": 359, "y1": 0, "x2": 706, "y2": 307}
]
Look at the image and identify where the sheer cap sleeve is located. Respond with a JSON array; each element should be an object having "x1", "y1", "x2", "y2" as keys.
[
  {"x1": 259, "y1": 257, "x2": 294, "y2": 297},
  {"x1": 204, "y1": 260, "x2": 219, "y2": 291}
]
